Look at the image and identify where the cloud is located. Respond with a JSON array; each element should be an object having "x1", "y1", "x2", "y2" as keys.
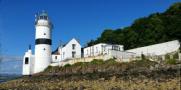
[
  {"x1": 0, "y1": 59, "x2": 22, "y2": 74},
  {"x1": 0, "y1": 55, "x2": 23, "y2": 61}
]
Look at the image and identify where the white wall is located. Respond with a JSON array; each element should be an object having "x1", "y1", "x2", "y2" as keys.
[
  {"x1": 22, "y1": 50, "x2": 33, "y2": 75},
  {"x1": 109, "y1": 50, "x2": 136, "y2": 62},
  {"x1": 35, "y1": 25, "x2": 51, "y2": 39},
  {"x1": 50, "y1": 54, "x2": 112, "y2": 67},
  {"x1": 52, "y1": 55, "x2": 61, "y2": 62},
  {"x1": 126, "y1": 40, "x2": 180, "y2": 56},
  {"x1": 53, "y1": 38, "x2": 81, "y2": 61},
  {"x1": 84, "y1": 43, "x2": 102, "y2": 57},
  {"x1": 84, "y1": 43, "x2": 106, "y2": 57},
  {"x1": 34, "y1": 18, "x2": 52, "y2": 74},
  {"x1": 84, "y1": 43, "x2": 124, "y2": 57}
]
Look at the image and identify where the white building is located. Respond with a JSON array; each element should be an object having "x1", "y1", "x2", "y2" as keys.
[
  {"x1": 22, "y1": 11, "x2": 82, "y2": 75},
  {"x1": 22, "y1": 47, "x2": 34, "y2": 75},
  {"x1": 22, "y1": 11, "x2": 181, "y2": 76},
  {"x1": 22, "y1": 11, "x2": 53, "y2": 75},
  {"x1": 52, "y1": 38, "x2": 81, "y2": 62},
  {"x1": 126, "y1": 40, "x2": 180, "y2": 56},
  {"x1": 84, "y1": 43, "x2": 124, "y2": 57}
]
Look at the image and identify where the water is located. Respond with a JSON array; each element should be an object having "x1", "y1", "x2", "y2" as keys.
[
  {"x1": 0, "y1": 74, "x2": 21, "y2": 83},
  {"x1": 0, "y1": 59, "x2": 22, "y2": 83}
]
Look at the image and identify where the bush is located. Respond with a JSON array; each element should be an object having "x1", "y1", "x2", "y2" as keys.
[
  {"x1": 73, "y1": 62, "x2": 88, "y2": 67},
  {"x1": 166, "y1": 59, "x2": 176, "y2": 65},
  {"x1": 45, "y1": 66, "x2": 53, "y2": 71},
  {"x1": 165, "y1": 54, "x2": 170, "y2": 60},
  {"x1": 105, "y1": 58, "x2": 117, "y2": 64},
  {"x1": 173, "y1": 52, "x2": 179, "y2": 59},
  {"x1": 64, "y1": 64, "x2": 71, "y2": 67},
  {"x1": 90, "y1": 59, "x2": 104, "y2": 65},
  {"x1": 130, "y1": 59, "x2": 157, "y2": 67},
  {"x1": 141, "y1": 54, "x2": 147, "y2": 60}
]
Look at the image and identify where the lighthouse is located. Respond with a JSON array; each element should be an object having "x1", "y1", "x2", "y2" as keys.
[
  {"x1": 22, "y1": 11, "x2": 53, "y2": 75},
  {"x1": 22, "y1": 11, "x2": 81, "y2": 75},
  {"x1": 34, "y1": 11, "x2": 53, "y2": 73}
]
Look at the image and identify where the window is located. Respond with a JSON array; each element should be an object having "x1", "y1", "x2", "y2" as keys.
[
  {"x1": 44, "y1": 16, "x2": 48, "y2": 20},
  {"x1": 112, "y1": 46, "x2": 114, "y2": 50},
  {"x1": 103, "y1": 47, "x2": 106, "y2": 51},
  {"x1": 40, "y1": 16, "x2": 44, "y2": 19},
  {"x1": 63, "y1": 52, "x2": 65, "y2": 59},
  {"x1": 72, "y1": 44, "x2": 76, "y2": 50},
  {"x1": 96, "y1": 47, "x2": 98, "y2": 53},
  {"x1": 25, "y1": 57, "x2": 29, "y2": 64},
  {"x1": 55, "y1": 56, "x2": 57, "y2": 59},
  {"x1": 112, "y1": 46, "x2": 119, "y2": 50},
  {"x1": 72, "y1": 51, "x2": 76, "y2": 58}
]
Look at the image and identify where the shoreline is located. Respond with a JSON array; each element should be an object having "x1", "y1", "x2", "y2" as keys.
[
  {"x1": 0, "y1": 59, "x2": 180, "y2": 90},
  {"x1": 0, "y1": 74, "x2": 22, "y2": 83}
]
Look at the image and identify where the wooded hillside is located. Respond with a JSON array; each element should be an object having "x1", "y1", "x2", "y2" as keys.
[{"x1": 87, "y1": 2, "x2": 181, "y2": 50}]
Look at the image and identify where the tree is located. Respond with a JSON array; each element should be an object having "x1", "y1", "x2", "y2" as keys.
[{"x1": 87, "y1": 2, "x2": 181, "y2": 50}]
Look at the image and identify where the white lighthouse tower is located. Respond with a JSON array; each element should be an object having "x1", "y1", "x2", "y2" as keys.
[{"x1": 34, "y1": 11, "x2": 53, "y2": 73}]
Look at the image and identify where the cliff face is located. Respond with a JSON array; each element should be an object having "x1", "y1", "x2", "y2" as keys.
[{"x1": 0, "y1": 59, "x2": 180, "y2": 90}]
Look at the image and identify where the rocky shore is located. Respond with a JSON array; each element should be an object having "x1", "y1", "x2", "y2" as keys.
[{"x1": 0, "y1": 59, "x2": 180, "y2": 90}]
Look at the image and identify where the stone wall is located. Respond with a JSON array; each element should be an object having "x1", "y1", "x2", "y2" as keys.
[{"x1": 50, "y1": 55, "x2": 112, "y2": 66}]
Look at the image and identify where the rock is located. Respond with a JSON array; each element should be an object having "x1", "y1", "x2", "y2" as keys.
[
  {"x1": 111, "y1": 76, "x2": 116, "y2": 81},
  {"x1": 78, "y1": 85, "x2": 85, "y2": 90},
  {"x1": 99, "y1": 78, "x2": 105, "y2": 81}
]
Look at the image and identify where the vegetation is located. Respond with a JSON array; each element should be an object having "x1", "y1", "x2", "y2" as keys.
[
  {"x1": 87, "y1": 2, "x2": 181, "y2": 50},
  {"x1": 64, "y1": 63, "x2": 71, "y2": 67},
  {"x1": 0, "y1": 58, "x2": 180, "y2": 90},
  {"x1": 166, "y1": 59, "x2": 176, "y2": 65},
  {"x1": 90, "y1": 59, "x2": 104, "y2": 65},
  {"x1": 141, "y1": 54, "x2": 147, "y2": 60},
  {"x1": 165, "y1": 53, "x2": 178, "y2": 65},
  {"x1": 173, "y1": 52, "x2": 179, "y2": 59},
  {"x1": 1, "y1": 3, "x2": 181, "y2": 90}
]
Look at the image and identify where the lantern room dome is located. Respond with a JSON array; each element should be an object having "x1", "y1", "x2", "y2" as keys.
[{"x1": 35, "y1": 11, "x2": 53, "y2": 29}]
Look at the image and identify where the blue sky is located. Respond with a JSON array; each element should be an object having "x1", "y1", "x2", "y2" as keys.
[{"x1": 0, "y1": 0, "x2": 180, "y2": 57}]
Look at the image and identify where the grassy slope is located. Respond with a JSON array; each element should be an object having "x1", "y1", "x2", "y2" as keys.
[{"x1": 0, "y1": 59, "x2": 180, "y2": 90}]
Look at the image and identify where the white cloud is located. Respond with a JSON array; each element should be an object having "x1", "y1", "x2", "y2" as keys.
[{"x1": 0, "y1": 55, "x2": 23, "y2": 61}]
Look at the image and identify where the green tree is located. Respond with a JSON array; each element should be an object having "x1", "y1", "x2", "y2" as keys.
[{"x1": 87, "y1": 2, "x2": 181, "y2": 50}]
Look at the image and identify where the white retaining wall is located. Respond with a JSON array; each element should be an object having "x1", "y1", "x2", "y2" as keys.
[
  {"x1": 50, "y1": 55, "x2": 112, "y2": 67},
  {"x1": 109, "y1": 50, "x2": 136, "y2": 62},
  {"x1": 126, "y1": 40, "x2": 180, "y2": 56}
]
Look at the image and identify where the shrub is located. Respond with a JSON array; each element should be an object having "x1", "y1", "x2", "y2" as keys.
[
  {"x1": 105, "y1": 58, "x2": 117, "y2": 64},
  {"x1": 141, "y1": 54, "x2": 147, "y2": 60},
  {"x1": 130, "y1": 59, "x2": 157, "y2": 67},
  {"x1": 173, "y1": 52, "x2": 179, "y2": 59},
  {"x1": 64, "y1": 64, "x2": 71, "y2": 67},
  {"x1": 45, "y1": 66, "x2": 53, "y2": 71},
  {"x1": 166, "y1": 59, "x2": 176, "y2": 65},
  {"x1": 165, "y1": 54, "x2": 170, "y2": 60},
  {"x1": 90, "y1": 59, "x2": 104, "y2": 65},
  {"x1": 73, "y1": 62, "x2": 88, "y2": 67}
]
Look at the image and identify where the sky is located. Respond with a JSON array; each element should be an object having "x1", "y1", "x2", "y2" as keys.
[{"x1": 0, "y1": 0, "x2": 180, "y2": 57}]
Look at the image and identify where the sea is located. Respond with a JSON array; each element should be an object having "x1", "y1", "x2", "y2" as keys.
[{"x1": 0, "y1": 59, "x2": 22, "y2": 83}]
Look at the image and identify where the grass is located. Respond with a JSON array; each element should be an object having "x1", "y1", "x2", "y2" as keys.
[
  {"x1": 90, "y1": 59, "x2": 104, "y2": 65},
  {"x1": 0, "y1": 58, "x2": 180, "y2": 90},
  {"x1": 43, "y1": 58, "x2": 158, "y2": 75},
  {"x1": 166, "y1": 59, "x2": 177, "y2": 65}
]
